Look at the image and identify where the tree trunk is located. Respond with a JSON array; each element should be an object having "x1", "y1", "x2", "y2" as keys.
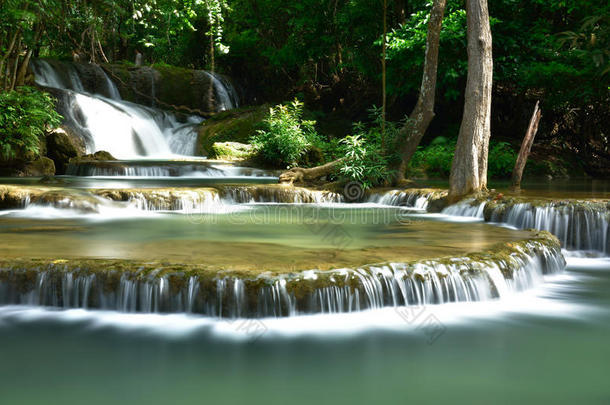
[
  {"x1": 279, "y1": 0, "x2": 446, "y2": 186},
  {"x1": 279, "y1": 159, "x2": 344, "y2": 185},
  {"x1": 511, "y1": 101, "x2": 541, "y2": 191},
  {"x1": 9, "y1": 38, "x2": 23, "y2": 91},
  {"x1": 208, "y1": 32, "x2": 216, "y2": 112},
  {"x1": 0, "y1": 29, "x2": 21, "y2": 85},
  {"x1": 448, "y1": 0, "x2": 493, "y2": 201},
  {"x1": 381, "y1": 0, "x2": 387, "y2": 141},
  {"x1": 394, "y1": 0, "x2": 447, "y2": 184},
  {"x1": 15, "y1": 48, "x2": 33, "y2": 87}
]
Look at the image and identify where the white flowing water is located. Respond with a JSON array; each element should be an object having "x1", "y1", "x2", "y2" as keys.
[
  {"x1": 70, "y1": 93, "x2": 199, "y2": 157},
  {"x1": 441, "y1": 198, "x2": 486, "y2": 218},
  {"x1": 30, "y1": 59, "x2": 239, "y2": 159},
  {"x1": 367, "y1": 190, "x2": 433, "y2": 210},
  {"x1": 66, "y1": 162, "x2": 274, "y2": 178},
  {"x1": 0, "y1": 239, "x2": 564, "y2": 318},
  {"x1": 443, "y1": 199, "x2": 610, "y2": 254}
]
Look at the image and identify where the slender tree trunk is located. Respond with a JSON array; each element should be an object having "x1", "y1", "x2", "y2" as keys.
[
  {"x1": 394, "y1": 0, "x2": 447, "y2": 183},
  {"x1": 15, "y1": 48, "x2": 33, "y2": 87},
  {"x1": 208, "y1": 32, "x2": 215, "y2": 112},
  {"x1": 381, "y1": 0, "x2": 387, "y2": 142},
  {"x1": 333, "y1": 0, "x2": 344, "y2": 75},
  {"x1": 511, "y1": 101, "x2": 541, "y2": 191},
  {"x1": 9, "y1": 38, "x2": 23, "y2": 91},
  {"x1": 278, "y1": 0, "x2": 447, "y2": 186},
  {"x1": 97, "y1": 39, "x2": 109, "y2": 63},
  {"x1": 448, "y1": 0, "x2": 493, "y2": 201},
  {"x1": 0, "y1": 29, "x2": 21, "y2": 84},
  {"x1": 15, "y1": 27, "x2": 42, "y2": 87}
]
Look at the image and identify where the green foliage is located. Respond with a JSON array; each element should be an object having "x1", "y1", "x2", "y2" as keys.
[
  {"x1": 385, "y1": 2, "x2": 469, "y2": 100},
  {"x1": 411, "y1": 138, "x2": 518, "y2": 179},
  {"x1": 410, "y1": 138, "x2": 455, "y2": 178},
  {"x1": 488, "y1": 142, "x2": 518, "y2": 179},
  {"x1": 0, "y1": 87, "x2": 61, "y2": 160},
  {"x1": 250, "y1": 99, "x2": 320, "y2": 167},
  {"x1": 338, "y1": 108, "x2": 397, "y2": 189}
]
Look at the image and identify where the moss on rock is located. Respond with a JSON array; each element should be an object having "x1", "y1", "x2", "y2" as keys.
[
  {"x1": 209, "y1": 142, "x2": 255, "y2": 160},
  {"x1": 197, "y1": 105, "x2": 268, "y2": 156}
]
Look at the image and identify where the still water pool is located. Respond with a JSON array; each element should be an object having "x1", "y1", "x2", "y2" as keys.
[{"x1": 0, "y1": 255, "x2": 608, "y2": 405}]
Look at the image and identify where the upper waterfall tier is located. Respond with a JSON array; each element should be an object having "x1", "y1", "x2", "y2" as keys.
[{"x1": 30, "y1": 59, "x2": 240, "y2": 159}]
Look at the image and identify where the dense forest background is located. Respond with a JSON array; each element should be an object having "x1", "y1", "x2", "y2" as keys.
[{"x1": 1, "y1": 0, "x2": 609, "y2": 177}]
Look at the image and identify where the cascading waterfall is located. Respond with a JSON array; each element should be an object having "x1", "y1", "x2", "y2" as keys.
[
  {"x1": 441, "y1": 198, "x2": 486, "y2": 218},
  {"x1": 367, "y1": 190, "x2": 436, "y2": 210},
  {"x1": 492, "y1": 202, "x2": 609, "y2": 254},
  {"x1": 219, "y1": 186, "x2": 343, "y2": 204},
  {"x1": 30, "y1": 59, "x2": 239, "y2": 159},
  {"x1": 205, "y1": 71, "x2": 240, "y2": 112},
  {"x1": 69, "y1": 93, "x2": 197, "y2": 157},
  {"x1": 0, "y1": 237, "x2": 565, "y2": 318},
  {"x1": 65, "y1": 161, "x2": 273, "y2": 177},
  {"x1": 1, "y1": 185, "x2": 343, "y2": 213},
  {"x1": 443, "y1": 199, "x2": 610, "y2": 254}
]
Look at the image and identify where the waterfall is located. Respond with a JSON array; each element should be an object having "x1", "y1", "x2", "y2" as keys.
[
  {"x1": 204, "y1": 71, "x2": 239, "y2": 111},
  {"x1": 1, "y1": 185, "x2": 343, "y2": 214},
  {"x1": 441, "y1": 198, "x2": 486, "y2": 218},
  {"x1": 367, "y1": 190, "x2": 435, "y2": 210},
  {"x1": 31, "y1": 59, "x2": 121, "y2": 100},
  {"x1": 442, "y1": 199, "x2": 610, "y2": 254},
  {"x1": 30, "y1": 59, "x2": 243, "y2": 159},
  {"x1": 67, "y1": 93, "x2": 196, "y2": 157},
  {"x1": 65, "y1": 161, "x2": 274, "y2": 177},
  {"x1": 491, "y1": 202, "x2": 610, "y2": 254},
  {"x1": 219, "y1": 186, "x2": 343, "y2": 204},
  {"x1": 0, "y1": 237, "x2": 565, "y2": 318}
]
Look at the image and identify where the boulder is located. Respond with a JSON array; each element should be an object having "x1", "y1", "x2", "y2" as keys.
[
  {"x1": 69, "y1": 150, "x2": 117, "y2": 164},
  {"x1": 210, "y1": 142, "x2": 255, "y2": 160},
  {"x1": 20, "y1": 157, "x2": 55, "y2": 176},
  {"x1": 46, "y1": 128, "x2": 85, "y2": 174},
  {"x1": 197, "y1": 105, "x2": 268, "y2": 156}
]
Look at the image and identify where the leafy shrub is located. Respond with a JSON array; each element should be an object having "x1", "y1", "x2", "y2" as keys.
[
  {"x1": 250, "y1": 99, "x2": 320, "y2": 167},
  {"x1": 0, "y1": 87, "x2": 61, "y2": 160},
  {"x1": 338, "y1": 108, "x2": 398, "y2": 189}
]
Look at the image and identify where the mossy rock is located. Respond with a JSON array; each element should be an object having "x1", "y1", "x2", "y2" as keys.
[
  {"x1": 19, "y1": 157, "x2": 55, "y2": 177},
  {"x1": 209, "y1": 141, "x2": 255, "y2": 160},
  {"x1": 197, "y1": 105, "x2": 269, "y2": 156},
  {"x1": 46, "y1": 128, "x2": 85, "y2": 174},
  {"x1": 104, "y1": 63, "x2": 220, "y2": 113},
  {"x1": 69, "y1": 150, "x2": 116, "y2": 164}
]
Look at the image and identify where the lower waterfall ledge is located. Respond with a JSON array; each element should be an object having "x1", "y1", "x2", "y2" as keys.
[
  {"x1": 0, "y1": 184, "x2": 344, "y2": 211},
  {"x1": 0, "y1": 231, "x2": 564, "y2": 318},
  {"x1": 443, "y1": 194, "x2": 610, "y2": 254}
]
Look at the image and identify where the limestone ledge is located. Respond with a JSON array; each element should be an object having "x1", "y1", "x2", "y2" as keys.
[{"x1": 0, "y1": 231, "x2": 564, "y2": 317}]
